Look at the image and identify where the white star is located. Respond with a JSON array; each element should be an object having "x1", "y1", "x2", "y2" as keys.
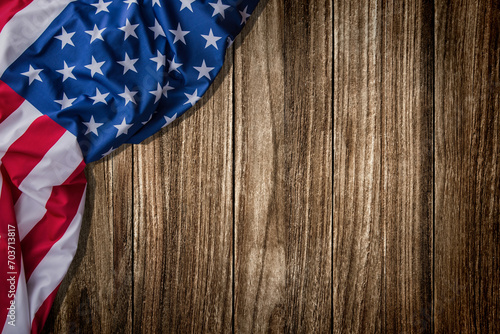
[
  {"x1": 119, "y1": 19, "x2": 139, "y2": 40},
  {"x1": 162, "y1": 81, "x2": 174, "y2": 98},
  {"x1": 227, "y1": 36, "x2": 234, "y2": 47},
  {"x1": 151, "y1": 0, "x2": 161, "y2": 7},
  {"x1": 55, "y1": 93, "x2": 76, "y2": 109},
  {"x1": 150, "y1": 51, "x2": 165, "y2": 71},
  {"x1": 179, "y1": 0, "x2": 195, "y2": 12},
  {"x1": 149, "y1": 19, "x2": 166, "y2": 39},
  {"x1": 83, "y1": 116, "x2": 104, "y2": 136},
  {"x1": 118, "y1": 85, "x2": 138, "y2": 105},
  {"x1": 162, "y1": 113, "x2": 177, "y2": 128},
  {"x1": 201, "y1": 29, "x2": 221, "y2": 49},
  {"x1": 168, "y1": 23, "x2": 190, "y2": 44},
  {"x1": 102, "y1": 146, "x2": 116, "y2": 157},
  {"x1": 117, "y1": 53, "x2": 138, "y2": 74},
  {"x1": 240, "y1": 6, "x2": 251, "y2": 24},
  {"x1": 85, "y1": 25, "x2": 106, "y2": 43},
  {"x1": 114, "y1": 118, "x2": 133, "y2": 137},
  {"x1": 91, "y1": 0, "x2": 111, "y2": 14},
  {"x1": 149, "y1": 83, "x2": 164, "y2": 103},
  {"x1": 89, "y1": 88, "x2": 109, "y2": 105},
  {"x1": 209, "y1": 0, "x2": 230, "y2": 18},
  {"x1": 123, "y1": 0, "x2": 138, "y2": 9},
  {"x1": 147, "y1": 82, "x2": 174, "y2": 103},
  {"x1": 54, "y1": 27, "x2": 75, "y2": 49},
  {"x1": 184, "y1": 89, "x2": 200, "y2": 106},
  {"x1": 167, "y1": 56, "x2": 183, "y2": 73},
  {"x1": 142, "y1": 114, "x2": 153, "y2": 125},
  {"x1": 21, "y1": 65, "x2": 43, "y2": 84},
  {"x1": 85, "y1": 56, "x2": 105, "y2": 77},
  {"x1": 56, "y1": 61, "x2": 76, "y2": 82},
  {"x1": 194, "y1": 60, "x2": 215, "y2": 80}
]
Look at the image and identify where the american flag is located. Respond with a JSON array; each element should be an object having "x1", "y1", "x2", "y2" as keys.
[{"x1": 0, "y1": 0, "x2": 259, "y2": 332}]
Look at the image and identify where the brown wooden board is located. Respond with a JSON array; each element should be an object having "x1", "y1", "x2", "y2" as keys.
[
  {"x1": 234, "y1": 0, "x2": 333, "y2": 332},
  {"x1": 233, "y1": 0, "x2": 287, "y2": 332},
  {"x1": 283, "y1": 0, "x2": 333, "y2": 332},
  {"x1": 131, "y1": 47, "x2": 234, "y2": 333},
  {"x1": 333, "y1": 1, "x2": 433, "y2": 332},
  {"x1": 435, "y1": 1, "x2": 500, "y2": 332}
]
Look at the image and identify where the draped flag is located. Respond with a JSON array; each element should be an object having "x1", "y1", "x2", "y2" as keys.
[{"x1": 0, "y1": 0, "x2": 259, "y2": 332}]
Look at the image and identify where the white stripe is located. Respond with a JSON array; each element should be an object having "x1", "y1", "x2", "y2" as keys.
[
  {"x1": 27, "y1": 190, "x2": 85, "y2": 323},
  {"x1": 2, "y1": 259, "x2": 31, "y2": 334},
  {"x1": 0, "y1": 0, "x2": 74, "y2": 77},
  {"x1": 0, "y1": 100, "x2": 41, "y2": 161},
  {"x1": 16, "y1": 131, "x2": 83, "y2": 240}
]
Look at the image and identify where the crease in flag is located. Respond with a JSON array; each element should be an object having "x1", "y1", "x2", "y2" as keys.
[{"x1": 0, "y1": 0, "x2": 260, "y2": 332}]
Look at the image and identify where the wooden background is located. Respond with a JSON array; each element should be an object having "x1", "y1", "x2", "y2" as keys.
[{"x1": 42, "y1": 0, "x2": 500, "y2": 332}]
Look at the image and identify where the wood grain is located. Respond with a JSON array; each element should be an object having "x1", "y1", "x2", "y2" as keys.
[
  {"x1": 131, "y1": 48, "x2": 234, "y2": 332},
  {"x1": 234, "y1": 0, "x2": 286, "y2": 332},
  {"x1": 234, "y1": 0, "x2": 332, "y2": 332},
  {"x1": 334, "y1": 1, "x2": 433, "y2": 333},
  {"x1": 42, "y1": 148, "x2": 134, "y2": 333},
  {"x1": 434, "y1": 1, "x2": 500, "y2": 332},
  {"x1": 283, "y1": 0, "x2": 332, "y2": 332},
  {"x1": 38, "y1": 1, "x2": 500, "y2": 333}
]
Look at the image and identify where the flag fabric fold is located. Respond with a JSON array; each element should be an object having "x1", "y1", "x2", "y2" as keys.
[{"x1": 0, "y1": 0, "x2": 260, "y2": 332}]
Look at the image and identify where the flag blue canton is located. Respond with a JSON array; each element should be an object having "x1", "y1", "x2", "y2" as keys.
[{"x1": 1, "y1": 0, "x2": 258, "y2": 162}]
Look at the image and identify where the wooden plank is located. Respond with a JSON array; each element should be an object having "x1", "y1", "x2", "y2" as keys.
[
  {"x1": 333, "y1": 1, "x2": 433, "y2": 332},
  {"x1": 434, "y1": 1, "x2": 500, "y2": 332},
  {"x1": 42, "y1": 148, "x2": 134, "y2": 333},
  {"x1": 234, "y1": 1, "x2": 286, "y2": 332},
  {"x1": 132, "y1": 50, "x2": 234, "y2": 332},
  {"x1": 282, "y1": 0, "x2": 333, "y2": 332},
  {"x1": 234, "y1": 0, "x2": 333, "y2": 332}
]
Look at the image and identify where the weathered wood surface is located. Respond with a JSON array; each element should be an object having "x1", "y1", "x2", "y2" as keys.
[
  {"x1": 131, "y1": 43, "x2": 235, "y2": 333},
  {"x1": 334, "y1": 0, "x2": 433, "y2": 333},
  {"x1": 233, "y1": 1, "x2": 287, "y2": 333},
  {"x1": 435, "y1": 1, "x2": 500, "y2": 333},
  {"x1": 234, "y1": 0, "x2": 332, "y2": 332},
  {"x1": 42, "y1": 0, "x2": 500, "y2": 333}
]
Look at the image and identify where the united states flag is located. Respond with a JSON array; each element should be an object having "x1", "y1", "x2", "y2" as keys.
[{"x1": 0, "y1": 0, "x2": 259, "y2": 332}]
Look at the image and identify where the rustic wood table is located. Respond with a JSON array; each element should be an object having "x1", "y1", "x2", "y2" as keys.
[{"x1": 43, "y1": 0, "x2": 499, "y2": 333}]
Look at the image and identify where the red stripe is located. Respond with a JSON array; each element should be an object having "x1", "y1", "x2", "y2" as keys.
[
  {"x1": 0, "y1": 0, "x2": 34, "y2": 33},
  {"x1": 22, "y1": 161, "x2": 86, "y2": 280},
  {"x1": 30, "y1": 282, "x2": 61, "y2": 334},
  {"x1": 0, "y1": 169, "x2": 23, "y2": 331},
  {"x1": 0, "y1": 165, "x2": 22, "y2": 205},
  {"x1": 1, "y1": 115, "x2": 66, "y2": 188},
  {"x1": 0, "y1": 80, "x2": 25, "y2": 123}
]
